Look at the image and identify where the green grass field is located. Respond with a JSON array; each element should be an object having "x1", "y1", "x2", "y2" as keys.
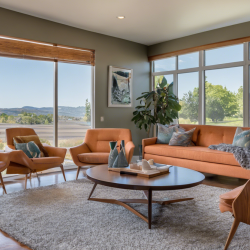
[{"x1": 179, "y1": 117, "x2": 243, "y2": 126}]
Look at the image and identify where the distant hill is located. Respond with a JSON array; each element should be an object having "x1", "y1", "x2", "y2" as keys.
[{"x1": 0, "y1": 106, "x2": 86, "y2": 118}]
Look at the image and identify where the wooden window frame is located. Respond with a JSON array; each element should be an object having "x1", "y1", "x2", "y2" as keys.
[
  {"x1": 148, "y1": 36, "x2": 250, "y2": 62},
  {"x1": 0, "y1": 35, "x2": 95, "y2": 66}
]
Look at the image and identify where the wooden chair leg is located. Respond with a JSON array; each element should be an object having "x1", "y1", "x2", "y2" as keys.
[
  {"x1": 224, "y1": 219, "x2": 240, "y2": 250},
  {"x1": 0, "y1": 172, "x2": 7, "y2": 194},
  {"x1": 60, "y1": 165, "x2": 66, "y2": 181},
  {"x1": 76, "y1": 166, "x2": 81, "y2": 180},
  {"x1": 25, "y1": 174, "x2": 28, "y2": 189}
]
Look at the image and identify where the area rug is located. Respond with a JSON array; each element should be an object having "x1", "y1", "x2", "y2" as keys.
[{"x1": 0, "y1": 179, "x2": 249, "y2": 250}]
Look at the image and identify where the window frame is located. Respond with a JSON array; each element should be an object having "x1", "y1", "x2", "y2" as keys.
[
  {"x1": 151, "y1": 43, "x2": 250, "y2": 127},
  {"x1": 0, "y1": 57, "x2": 95, "y2": 147}
]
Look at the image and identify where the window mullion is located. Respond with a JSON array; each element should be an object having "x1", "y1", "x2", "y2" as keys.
[
  {"x1": 199, "y1": 51, "x2": 205, "y2": 125},
  {"x1": 91, "y1": 65, "x2": 95, "y2": 129},
  {"x1": 243, "y1": 42, "x2": 249, "y2": 127},
  {"x1": 53, "y1": 61, "x2": 58, "y2": 147}
]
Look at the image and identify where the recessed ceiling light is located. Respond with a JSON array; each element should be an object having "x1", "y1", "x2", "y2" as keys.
[{"x1": 117, "y1": 16, "x2": 125, "y2": 19}]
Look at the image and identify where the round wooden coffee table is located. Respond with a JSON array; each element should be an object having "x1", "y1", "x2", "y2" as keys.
[{"x1": 86, "y1": 165, "x2": 205, "y2": 229}]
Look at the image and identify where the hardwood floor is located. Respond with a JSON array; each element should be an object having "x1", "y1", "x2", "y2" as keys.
[{"x1": 0, "y1": 168, "x2": 247, "y2": 250}]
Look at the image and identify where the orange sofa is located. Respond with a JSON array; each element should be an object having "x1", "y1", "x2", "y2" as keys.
[{"x1": 142, "y1": 124, "x2": 250, "y2": 179}]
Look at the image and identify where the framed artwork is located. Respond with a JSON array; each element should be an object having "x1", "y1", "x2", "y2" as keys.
[{"x1": 108, "y1": 66, "x2": 133, "y2": 107}]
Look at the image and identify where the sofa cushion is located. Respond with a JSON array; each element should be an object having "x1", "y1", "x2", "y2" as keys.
[
  {"x1": 31, "y1": 157, "x2": 63, "y2": 164},
  {"x1": 30, "y1": 157, "x2": 64, "y2": 171},
  {"x1": 78, "y1": 152, "x2": 109, "y2": 164},
  {"x1": 144, "y1": 144, "x2": 240, "y2": 167}
]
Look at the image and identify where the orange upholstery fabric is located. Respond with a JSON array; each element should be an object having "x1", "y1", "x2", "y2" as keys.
[
  {"x1": 70, "y1": 128, "x2": 135, "y2": 167},
  {"x1": 6, "y1": 128, "x2": 37, "y2": 146},
  {"x1": 0, "y1": 161, "x2": 5, "y2": 169},
  {"x1": 78, "y1": 153, "x2": 109, "y2": 164},
  {"x1": 5, "y1": 128, "x2": 67, "y2": 174},
  {"x1": 84, "y1": 128, "x2": 132, "y2": 152},
  {"x1": 0, "y1": 152, "x2": 11, "y2": 172},
  {"x1": 142, "y1": 125, "x2": 250, "y2": 179},
  {"x1": 6, "y1": 163, "x2": 31, "y2": 175},
  {"x1": 31, "y1": 157, "x2": 63, "y2": 165},
  {"x1": 219, "y1": 185, "x2": 245, "y2": 213},
  {"x1": 178, "y1": 124, "x2": 250, "y2": 147},
  {"x1": 143, "y1": 154, "x2": 250, "y2": 179},
  {"x1": 144, "y1": 144, "x2": 240, "y2": 167}
]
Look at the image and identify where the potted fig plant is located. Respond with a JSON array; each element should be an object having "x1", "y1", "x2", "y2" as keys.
[{"x1": 132, "y1": 79, "x2": 181, "y2": 138}]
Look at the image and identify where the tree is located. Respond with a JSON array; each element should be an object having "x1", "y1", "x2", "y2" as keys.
[
  {"x1": 206, "y1": 98, "x2": 225, "y2": 122},
  {"x1": 84, "y1": 99, "x2": 91, "y2": 122},
  {"x1": 0, "y1": 113, "x2": 8, "y2": 123},
  {"x1": 179, "y1": 87, "x2": 199, "y2": 123},
  {"x1": 179, "y1": 79, "x2": 241, "y2": 123},
  {"x1": 205, "y1": 82, "x2": 239, "y2": 118},
  {"x1": 236, "y1": 86, "x2": 243, "y2": 118}
]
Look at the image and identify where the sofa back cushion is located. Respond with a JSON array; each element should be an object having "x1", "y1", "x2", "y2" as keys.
[
  {"x1": 84, "y1": 128, "x2": 132, "y2": 152},
  {"x1": 179, "y1": 124, "x2": 250, "y2": 147}
]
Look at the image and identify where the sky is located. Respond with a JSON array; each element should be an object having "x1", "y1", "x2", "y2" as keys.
[
  {"x1": 0, "y1": 44, "x2": 245, "y2": 109},
  {"x1": 0, "y1": 57, "x2": 92, "y2": 108},
  {"x1": 155, "y1": 44, "x2": 244, "y2": 99}
]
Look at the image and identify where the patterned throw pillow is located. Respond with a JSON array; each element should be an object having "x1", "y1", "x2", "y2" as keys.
[
  {"x1": 232, "y1": 127, "x2": 250, "y2": 148},
  {"x1": 169, "y1": 128, "x2": 196, "y2": 146},
  {"x1": 14, "y1": 135, "x2": 48, "y2": 157},
  {"x1": 14, "y1": 141, "x2": 41, "y2": 158},
  {"x1": 157, "y1": 124, "x2": 179, "y2": 144}
]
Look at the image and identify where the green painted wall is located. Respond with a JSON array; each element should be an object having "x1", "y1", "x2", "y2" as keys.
[
  {"x1": 0, "y1": 7, "x2": 150, "y2": 154},
  {"x1": 148, "y1": 21, "x2": 250, "y2": 57}
]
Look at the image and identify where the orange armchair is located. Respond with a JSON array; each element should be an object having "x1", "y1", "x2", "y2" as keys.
[
  {"x1": 5, "y1": 128, "x2": 67, "y2": 187},
  {"x1": 0, "y1": 152, "x2": 11, "y2": 194},
  {"x1": 219, "y1": 180, "x2": 250, "y2": 250},
  {"x1": 70, "y1": 128, "x2": 135, "y2": 179}
]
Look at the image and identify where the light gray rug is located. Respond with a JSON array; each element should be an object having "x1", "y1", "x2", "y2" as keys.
[{"x1": 0, "y1": 179, "x2": 249, "y2": 250}]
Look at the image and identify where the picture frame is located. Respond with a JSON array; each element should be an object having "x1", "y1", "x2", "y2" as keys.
[{"x1": 108, "y1": 66, "x2": 133, "y2": 107}]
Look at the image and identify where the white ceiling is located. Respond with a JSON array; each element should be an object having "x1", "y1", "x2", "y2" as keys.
[{"x1": 1, "y1": 0, "x2": 250, "y2": 46}]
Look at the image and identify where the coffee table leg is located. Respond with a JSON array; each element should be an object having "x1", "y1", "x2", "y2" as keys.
[
  {"x1": 88, "y1": 182, "x2": 97, "y2": 200},
  {"x1": 148, "y1": 189, "x2": 152, "y2": 229}
]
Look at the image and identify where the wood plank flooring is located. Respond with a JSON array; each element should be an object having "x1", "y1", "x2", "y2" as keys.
[{"x1": 0, "y1": 169, "x2": 247, "y2": 250}]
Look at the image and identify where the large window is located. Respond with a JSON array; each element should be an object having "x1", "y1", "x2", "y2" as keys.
[
  {"x1": 0, "y1": 57, "x2": 54, "y2": 149},
  {"x1": 0, "y1": 58, "x2": 93, "y2": 174},
  {"x1": 154, "y1": 57, "x2": 176, "y2": 72},
  {"x1": 152, "y1": 43, "x2": 250, "y2": 127},
  {"x1": 178, "y1": 52, "x2": 199, "y2": 70},
  {"x1": 58, "y1": 62, "x2": 92, "y2": 160},
  {"x1": 205, "y1": 67, "x2": 243, "y2": 126},
  {"x1": 178, "y1": 72, "x2": 199, "y2": 124}
]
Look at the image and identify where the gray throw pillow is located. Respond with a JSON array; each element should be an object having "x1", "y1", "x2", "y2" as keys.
[
  {"x1": 232, "y1": 127, "x2": 250, "y2": 148},
  {"x1": 156, "y1": 124, "x2": 178, "y2": 144},
  {"x1": 169, "y1": 128, "x2": 196, "y2": 146}
]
